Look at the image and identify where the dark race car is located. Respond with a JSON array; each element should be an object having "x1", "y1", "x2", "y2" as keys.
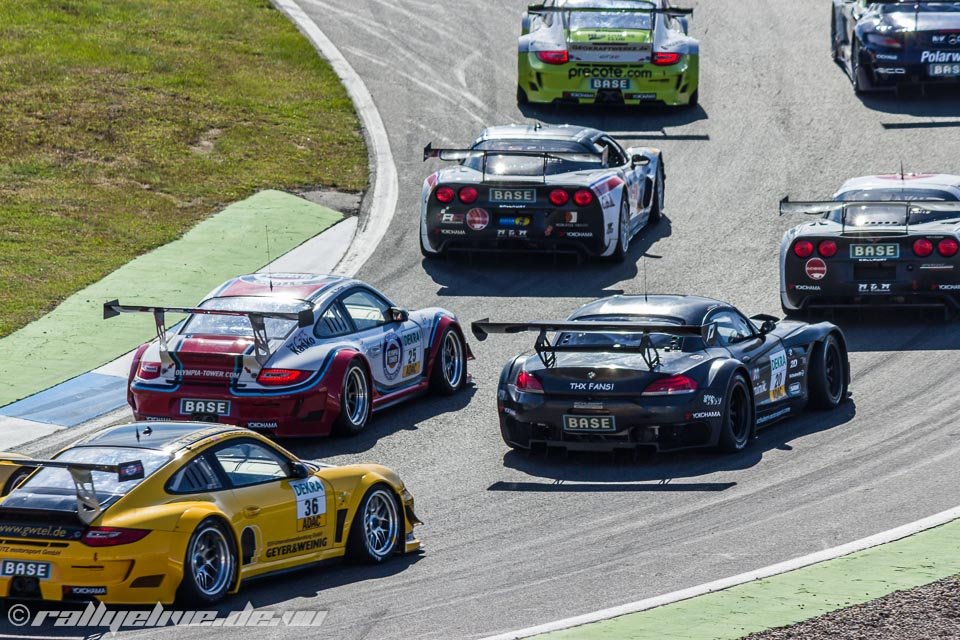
[
  {"x1": 779, "y1": 173, "x2": 960, "y2": 316},
  {"x1": 419, "y1": 124, "x2": 664, "y2": 262},
  {"x1": 472, "y1": 295, "x2": 850, "y2": 453},
  {"x1": 833, "y1": 0, "x2": 960, "y2": 93}
]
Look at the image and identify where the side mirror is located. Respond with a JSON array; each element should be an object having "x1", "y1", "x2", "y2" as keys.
[
  {"x1": 289, "y1": 462, "x2": 309, "y2": 479},
  {"x1": 388, "y1": 306, "x2": 409, "y2": 323},
  {"x1": 631, "y1": 154, "x2": 651, "y2": 168},
  {"x1": 759, "y1": 320, "x2": 777, "y2": 336}
]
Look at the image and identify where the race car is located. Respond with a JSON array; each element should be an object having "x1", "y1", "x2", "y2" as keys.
[
  {"x1": 420, "y1": 124, "x2": 665, "y2": 261},
  {"x1": 780, "y1": 173, "x2": 960, "y2": 315},
  {"x1": 0, "y1": 422, "x2": 420, "y2": 604},
  {"x1": 473, "y1": 294, "x2": 849, "y2": 452},
  {"x1": 0, "y1": 453, "x2": 33, "y2": 496},
  {"x1": 833, "y1": 0, "x2": 960, "y2": 93},
  {"x1": 104, "y1": 273, "x2": 469, "y2": 437},
  {"x1": 518, "y1": 0, "x2": 699, "y2": 107}
]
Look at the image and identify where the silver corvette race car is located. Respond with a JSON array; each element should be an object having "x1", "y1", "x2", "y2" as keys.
[{"x1": 419, "y1": 124, "x2": 665, "y2": 262}]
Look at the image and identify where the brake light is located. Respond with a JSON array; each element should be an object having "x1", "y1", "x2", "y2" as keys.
[
  {"x1": 818, "y1": 240, "x2": 837, "y2": 258},
  {"x1": 459, "y1": 186, "x2": 478, "y2": 204},
  {"x1": 865, "y1": 33, "x2": 902, "y2": 48},
  {"x1": 435, "y1": 186, "x2": 455, "y2": 204},
  {"x1": 573, "y1": 189, "x2": 594, "y2": 207},
  {"x1": 137, "y1": 361, "x2": 161, "y2": 380},
  {"x1": 257, "y1": 369, "x2": 312, "y2": 386},
  {"x1": 642, "y1": 374, "x2": 698, "y2": 396},
  {"x1": 793, "y1": 240, "x2": 814, "y2": 258},
  {"x1": 938, "y1": 238, "x2": 959, "y2": 257},
  {"x1": 82, "y1": 527, "x2": 150, "y2": 547},
  {"x1": 652, "y1": 51, "x2": 682, "y2": 66},
  {"x1": 549, "y1": 189, "x2": 570, "y2": 206},
  {"x1": 536, "y1": 50, "x2": 569, "y2": 65},
  {"x1": 913, "y1": 238, "x2": 934, "y2": 257},
  {"x1": 515, "y1": 370, "x2": 544, "y2": 393}
]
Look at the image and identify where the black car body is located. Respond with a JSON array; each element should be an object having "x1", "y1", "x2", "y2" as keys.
[
  {"x1": 833, "y1": 0, "x2": 960, "y2": 92},
  {"x1": 473, "y1": 295, "x2": 850, "y2": 453},
  {"x1": 780, "y1": 174, "x2": 960, "y2": 314}
]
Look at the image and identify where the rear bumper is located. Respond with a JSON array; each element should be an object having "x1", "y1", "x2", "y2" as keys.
[
  {"x1": 518, "y1": 54, "x2": 698, "y2": 106},
  {"x1": 862, "y1": 49, "x2": 960, "y2": 87}
]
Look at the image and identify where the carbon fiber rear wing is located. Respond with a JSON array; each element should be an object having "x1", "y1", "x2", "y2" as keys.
[
  {"x1": 0, "y1": 458, "x2": 145, "y2": 524},
  {"x1": 424, "y1": 143, "x2": 608, "y2": 182},
  {"x1": 103, "y1": 300, "x2": 314, "y2": 365},
  {"x1": 471, "y1": 319, "x2": 705, "y2": 369},
  {"x1": 526, "y1": 3, "x2": 693, "y2": 16}
]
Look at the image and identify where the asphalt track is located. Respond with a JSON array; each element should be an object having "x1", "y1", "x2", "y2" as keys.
[{"x1": 12, "y1": 1, "x2": 960, "y2": 639}]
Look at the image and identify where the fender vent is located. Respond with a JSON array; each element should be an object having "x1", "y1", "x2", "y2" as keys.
[
  {"x1": 335, "y1": 509, "x2": 348, "y2": 543},
  {"x1": 240, "y1": 527, "x2": 256, "y2": 565}
]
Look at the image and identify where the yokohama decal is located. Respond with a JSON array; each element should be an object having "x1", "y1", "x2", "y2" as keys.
[{"x1": 805, "y1": 258, "x2": 827, "y2": 280}]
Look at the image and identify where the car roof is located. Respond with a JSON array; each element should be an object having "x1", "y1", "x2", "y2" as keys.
[
  {"x1": 475, "y1": 124, "x2": 604, "y2": 146},
  {"x1": 836, "y1": 174, "x2": 960, "y2": 197},
  {"x1": 206, "y1": 273, "x2": 349, "y2": 303},
  {"x1": 74, "y1": 422, "x2": 244, "y2": 452},
  {"x1": 568, "y1": 294, "x2": 730, "y2": 325}
]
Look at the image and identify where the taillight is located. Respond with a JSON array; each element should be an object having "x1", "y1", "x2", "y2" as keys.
[
  {"x1": 818, "y1": 240, "x2": 837, "y2": 258},
  {"x1": 257, "y1": 369, "x2": 312, "y2": 386},
  {"x1": 459, "y1": 186, "x2": 478, "y2": 204},
  {"x1": 865, "y1": 33, "x2": 902, "y2": 48},
  {"x1": 642, "y1": 374, "x2": 698, "y2": 396},
  {"x1": 793, "y1": 240, "x2": 814, "y2": 258},
  {"x1": 938, "y1": 238, "x2": 959, "y2": 257},
  {"x1": 913, "y1": 238, "x2": 934, "y2": 257},
  {"x1": 549, "y1": 189, "x2": 570, "y2": 206},
  {"x1": 137, "y1": 361, "x2": 161, "y2": 380},
  {"x1": 573, "y1": 189, "x2": 594, "y2": 207},
  {"x1": 435, "y1": 186, "x2": 455, "y2": 204},
  {"x1": 652, "y1": 51, "x2": 682, "y2": 66},
  {"x1": 515, "y1": 370, "x2": 544, "y2": 393},
  {"x1": 82, "y1": 527, "x2": 150, "y2": 547},
  {"x1": 536, "y1": 50, "x2": 569, "y2": 65}
]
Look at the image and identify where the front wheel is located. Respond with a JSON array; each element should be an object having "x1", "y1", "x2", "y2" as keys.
[
  {"x1": 430, "y1": 327, "x2": 467, "y2": 394},
  {"x1": 809, "y1": 334, "x2": 848, "y2": 409},
  {"x1": 347, "y1": 485, "x2": 401, "y2": 563},
  {"x1": 334, "y1": 361, "x2": 371, "y2": 436},
  {"x1": 177, "y1": 519, "x2": 237, "y2": 605},
  {"x1": 718, "y1": 375, "x2": 754, "y2": 453}
]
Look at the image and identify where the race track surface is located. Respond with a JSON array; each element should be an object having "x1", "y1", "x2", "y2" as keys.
[{"x1": 42, "y1": 1, "x2": 960, "y2": 638}]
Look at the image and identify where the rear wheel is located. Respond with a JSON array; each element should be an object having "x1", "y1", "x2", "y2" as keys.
[
  {"x1": 347, "y1": 485, "x2": 401, "y2": 563},
  {"x1": 648, "y1": 162, "x2": 664, "y2": 225},
  {"x1": 517, "y1": 85, "x2": 529, "y2": 105},
  {"x1": 430, "y1": 327, "x2": 467, "y2": 394},
  {"x1": 718, "y1": 375, "x2": 754, "y2": 453},
  {"x1": 685, "y1": 88, "x2": 699, "y2": 109},
  {"x1": 831, "y1": 7, "x2": 841, "y2": 62},
  {"x1": 2, "y1": 467, "x2": 32, "y2": 496},
  {"x1": 851, "y1": 41, "x2": 872, "y2": 94},
  {"x1": 177, "y1": 519, "x2": 236, "y2": 605},
  {"x1": 608, "y1": 199, "x2": 630, "y2": 262},
  {"x1": 809, "y1": 334, "x2": 848, "y2": 409},
  {"x1": 334, "y1": 361, "x2": 371, "y2": 436}
]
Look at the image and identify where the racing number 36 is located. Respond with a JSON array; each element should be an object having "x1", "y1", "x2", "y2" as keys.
[{"x1": 302, "y1": 496, "x2": 322, "y2": 517}]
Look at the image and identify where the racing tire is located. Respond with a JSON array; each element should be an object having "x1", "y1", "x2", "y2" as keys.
[
  {"x1": 831, "y1": 7, "x2": 841, "y2": 63},
  {"x1": 346, "y1": 485, "x2": 401, "y2": 564},
  {"x1": 430, "y1": 326, "x2": 467, "y2": 395},
  {"x1": 177, "y1": 518, "x2": 237, "y2": 605},
  {"x1": 2, "y1": 467, "x2": 32, "y2": 496},
  {"x1": 607, "y1": 199, "x2": 631, "y2": 263},
  {"x1": 684, "y1": 88, "x2": 699, "y2": 109},
  {"x1": 334, "y1": 360, "x2": 372, "y2": 436},
  {"x1": 851, "y1": 41, "x2": 873, "y2": 94},
  {"x1": 517, "y1": 85, "x2": 529, "y2": 105},
  {"x1": 808, "y1": 334, "x2": 848, "y2": 410},
  {"x1": 420, "y1": 233, "x2": 443, "y2": 259},
  {"x1": 648, "y1": 162, "x2": 664, "y2": 225},
  {"x1": 718, "y1": 375, "x2": 754, "y2": 453}
]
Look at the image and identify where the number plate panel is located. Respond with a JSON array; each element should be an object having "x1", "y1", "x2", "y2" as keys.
[{"x1": 562, "y1": 415, "x2": 617, "y2": 432}]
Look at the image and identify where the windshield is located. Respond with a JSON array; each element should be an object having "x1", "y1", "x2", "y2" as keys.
[
  {"x1": 466, "y1": 139, "x2": 603, "y2": 177},
  {"x1": 566, "y1": 0, "x2": 654, "y2": 31},
  {"x1": 830, "y1": 189, "x2": 960, "y2": 225},
  {"x1": 182, "y1": 296, "x2": 311, "y2": 340},
  {"x1": 16, "y1": 447, "x2": 170, "y2": 503},
  {"x1": 557, "y1": 315, "x2": 702, "y2": 351}
]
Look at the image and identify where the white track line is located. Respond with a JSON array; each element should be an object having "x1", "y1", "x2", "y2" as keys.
[
  {"x1": 270, "y1": 0, "x2": 399, "y2": 278},
  {"x1": 481, "y1": 503, "x2": 960, "y2": 639}
]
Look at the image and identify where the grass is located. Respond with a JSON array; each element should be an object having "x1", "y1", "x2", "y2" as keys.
[{"x1": 0, "y1": 0, "x2": 367, "y2": 337}]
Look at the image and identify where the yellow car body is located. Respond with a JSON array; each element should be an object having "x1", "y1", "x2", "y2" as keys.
[
  {"x1": 0, "y1": 423, "x2": 420, "y2": 605},
  {"x1": 0, "y1": 453, "x2": 33, "y2": 496}
]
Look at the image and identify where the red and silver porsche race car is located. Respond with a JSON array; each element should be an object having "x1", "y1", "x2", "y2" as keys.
[{"x1": 105, "y1": 273, "x2": 470, "y2": 437}]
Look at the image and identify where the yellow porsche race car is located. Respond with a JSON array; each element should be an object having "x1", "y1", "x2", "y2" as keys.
[{"x1": 0, "y1": 422, "x2": 420, "y2": 605}]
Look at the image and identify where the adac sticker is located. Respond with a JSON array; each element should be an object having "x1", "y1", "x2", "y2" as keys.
[
  {"x1": 383, "y1": 332, "x2": 403, "y2": 381},
  {"x1": 805, "y1": 258, "x2": 827, "y2": 280}
]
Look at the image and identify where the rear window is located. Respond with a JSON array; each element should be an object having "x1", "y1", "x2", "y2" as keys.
[
  {"x1": 182, "y1": 296, "x2": 311, "y2": 340},
  {"x1": 468, "y1": 139, "x2": 603, "y2": 176},
  {"x1": 830, "y1": 189, "x2": 960, "y2": 226},
  {"x1": 18, "y1": 447, "x2": 170, "y2": 502},
  {"x1": 558, "y1": 315, "x2": 702, "y2": 351}
]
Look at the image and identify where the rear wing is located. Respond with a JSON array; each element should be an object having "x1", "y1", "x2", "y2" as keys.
[
  {"x1": 0, "y1": 458, "x2": 145, "y2": 524},
  {"x1": 471, "y1": 319, "x2": 705, "y2": 369},
  {"x1": 779, "y1": 196, "x2": 960, "y2": 233},
  {"x1": 423, "y1": 142, "x2": 607, "y2": 182},
  {"x1": 103, "y1": 300, "x2": 314, "y2": 365},
  {"x1": 526, "y1": 3, "x2": 693, "y2": 16}
]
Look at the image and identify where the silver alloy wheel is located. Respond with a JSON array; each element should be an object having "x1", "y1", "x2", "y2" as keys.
[
  {"x1": 344, "y1": 366, "x2": 369, "y2": 425},
  {"x1": 441, "y1": 331, "x2": 464, "y2": 388},
  {"x1": 619, "y1": 201, "x2": 630, "y2": 252},
  {"x1": 363, "y1": 489, "x2": 399, "y2": 560},
  {"x1": 189, "y1": 524, "x2": 233, "y2": 597}
]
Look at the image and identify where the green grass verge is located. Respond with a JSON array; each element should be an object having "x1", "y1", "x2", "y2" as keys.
[{"x1": 0, "y1": 0, "x2": 366, "y2": 338}]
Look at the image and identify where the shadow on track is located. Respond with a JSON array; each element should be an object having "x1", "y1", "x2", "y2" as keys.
[
  {"x1": 422, "y1": 214, "x2": 672, "y2": 299},
  {"x1": 858, "y1": 85, "x2": 960, "y2": 119},
  {"x1": 491, "y1": 399, "x2": 857, "y2": 490},
  {"x1": 798, "y1": 312, "x2": 960, "y2": 353}
]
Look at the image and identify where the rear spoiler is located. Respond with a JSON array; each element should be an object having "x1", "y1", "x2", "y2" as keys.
[
  {"x1": 0, "y1": 458, "x2": 145, "y2": 524},
  {"x1": 779, "y1": 197, "x2": 960, "y2": 233},
  {"x1": 471, "y1": 319, "x2": 705, "y2": 369},
  {"x1": 103, "y1": 300, "x2": 314, "y2": 365},
  {"x1": 424, "y1": 143, "x2": 606, "y2": 182},
  {"x1": 527, "y1": 3, "x2": 693, "y2": 16}
]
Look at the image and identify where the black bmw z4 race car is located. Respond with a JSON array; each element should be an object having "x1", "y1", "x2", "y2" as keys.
[
  {"x1": 472, "y1": 295, "x2": 850, "y2": 453},
  {"x1": 833, "y1": 0, "x2": 960, "y2": 93}
]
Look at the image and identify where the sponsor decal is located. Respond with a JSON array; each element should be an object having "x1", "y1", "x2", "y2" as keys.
[
  {"x1": 757, "y1": 406, "x2": 791, "y2": 425},
  {"x1": 238, "y1": 273, "x2": 328, "y2": 287},
  {"x1": 466, "y1": 208, "x2": 490, "y2": 230},
  {"x1": 590, "y1": 78, "x2": 630, "y2": 90},
  {"x1": 144, "y1": 416, "x2": 173, "y2": 422},
  {"x1": 498, "y1": 216, "x2": 531, "y2": 228},
  {"x1": 938, "y1": 284, "x2": 960, "y2": 290},
  {"x1": 65, "y1": 586, "x2": 107, "y2": 596},
  {"x1": 768, "y1": 349, "x2": 788, "y2": 402},
  {"x1": 858, "y1": 283, "x2": 892, "y2": 293},
  {"x1": 789, "y1": 358, "x2": 798, "y2": 368},
  {"x1": 920, "y1": 263, "x2": 954, "y2": 270},
  {"x1": 626, "y1": 93, "x2": 658, "y2": 100},
  {"x1": 692, "y1": 411, "x2": 721, "y2": 419},
  {"x1": 564, "y1": 231, "x2": 593, "y2": 238},
  {"x1": 247, "y1": 421, "x2": 278, "y2": 429},
  {"x1": 922, "y1": 50, "x2": 960, "y2": 63},
  {"x1": 287, "y1": 333, "x2": 316, "y2": 355},
  {"x1": 0, "y1": 560, "x2": 50, "y2": 579},
  {"x1": 789, "y1": 371, "x2": 804, "y2": 380},
  {"x1": 265, "y1": 535, "x2": 328, "y2": 558},
  {"x1": 600, "y1": 194, "x2": 614, "y2": 208},
  {"x1": 876, "y1": 53, "x2": 900, "y2": 61},
  {"x1": 753, "y1": 381, "x2": 768, "y2": 395},
  {"x1": 440, "y1": 229, "x2": 466, "y2": 236},
  {"x1": 544, "y1": 225, "x2": 554, "y2": 237},
  {"x1": 876, "y1": 67, "x2": 906, "y2": 74},
  {"x1": 573, "y1": 401, "x2": 605, "y2": 410},
  {"x1": 174, "y1": 369, "x2": 241, "y2": 380},
  {"x1": 851, "y1": 244, "x2": 898, "y2": 259},
  {"x1": 794, "y1": 285, "x2": 821, "y2": 291},
  {"x1": 402, "y1": 362, "x2": 421, "y2": 377},
  {"x1": 382, "y1": 332, "x2": 403, "y2": 381},
  {"x1": 564, "y1": 91, "x2": 594, "y2": 99},
  {"x1": 702, "y1": 394, "x2": 722, "y2": 406},
  {"x1": 181, "y1": 399, "x2": 230, "y2": 415},
  {"x1": 689, "y1": 354, "x2": 705, "y2": 360},
  {"x1": 751, "y1": 367, "x2": 760, "y2": 382},
  {"x1": 563, "y1": 211, "x2": 578, "y2": 224},
  {"x1": 569, "y1": 382, "x2": 615, "y2": 392},
  {"x1": 440, "y1": 213, "x2": 464, "y2": 224},
  {"x1": 805, "y1": 258, "x2": 827, "y2": 280},
  {"x1": 568, "y1": 65, "x2": 652, "y2": 80},
  {"x1": 0, "y1": 524, "x2": 83, "y2": 541},
  {"x1": 788, "y1": 382, "x2": 801, "y2": 394},
  {"x1": 291, "y1": 476, "x2": 326, "y2": 532},
  {"x1": 490, "y1": 188, "x2": 535, "y2": 203},
  {"x1": 497, "y1": 229, "x2": 528, "y2": 238}
]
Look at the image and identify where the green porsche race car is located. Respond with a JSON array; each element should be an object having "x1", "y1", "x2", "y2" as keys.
[{"x1": 518, "y1": 0, "x2": 699, "y2": 107}]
